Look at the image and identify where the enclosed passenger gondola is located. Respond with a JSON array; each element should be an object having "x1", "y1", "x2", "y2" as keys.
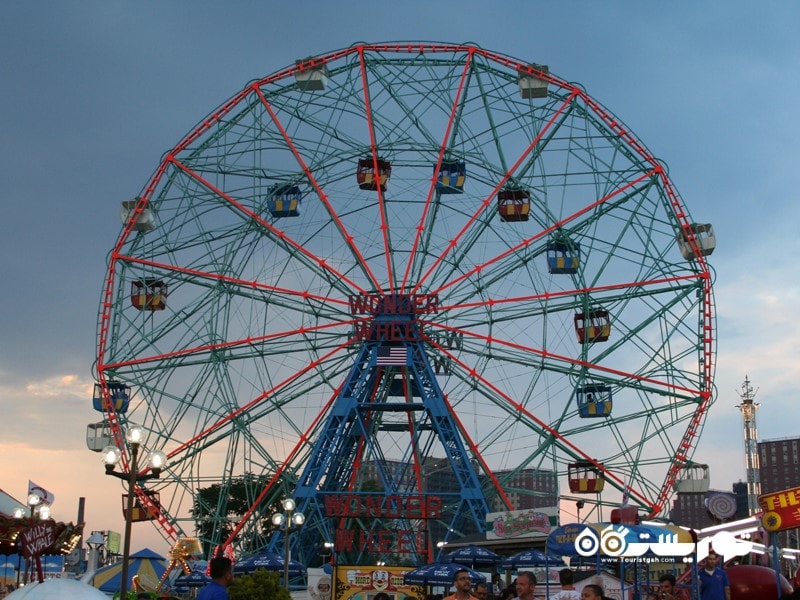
[
  {"x1": 673, "y1": 462, "x2": 710, "y2": 493},
  {"x1": 120, "y1": 198, "x2": 156, "y2": 233},
  {"x1": 356, "y1": 157, "x2": 391, "y2": 191},
  {"x1": 677, "y1": 222, "x2": 716, "y2": 260},
  {"x1": 267, "y1": 184, "x2": 302, "y2": 217},
  {"x1": 435, "y1": 160, "x2": 466, "y2": 194},
  {"x1": 86, "y1": 421, "x2": 114, "y2": 452},
  {"x1": 123, "y1": 489, "x2": 162, "y2": 522},
  {"x1": 546, "y1": 240, "x2": 580, "y2": 274},
  {"x1": 576, "y1": 384, "x2": 612, "y2": 417},
  {"x1": 568, "y1": 461, "x2": 605, "y2": 494},
  {"x1": 574, "y1": 309, "x2": 611, "y2": 343},
  {"x1": 131, "y1": 279, "x2": 168, "y2": 311},
  {"x1": 517, "y1": 64, "x2": 550, "y2": 99},
  {"x1": 92, "y1": 381, "x2": 131, "y2": 413},
  {"x1": 294, "y1": 57, "x2": 329, "y2": 91},
  {"x1": 498, "y1": 188, "x2": 530, "y2": 221}
]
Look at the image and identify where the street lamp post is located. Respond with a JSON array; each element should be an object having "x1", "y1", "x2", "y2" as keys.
[
  {"x1": 271, "y1": 498, "x2": 305, "y2": 590},
  {"x1": 102, "y1": 425, "x2": 166, "y2": 600},
  {"x1": 16, "y1": 494, "x2": 43, "y2": 584},
  {"x1": 22, "y1": 492, "x2": 53, "y2": 583}
]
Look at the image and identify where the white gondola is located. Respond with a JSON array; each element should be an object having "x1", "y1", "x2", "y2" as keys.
[
  {"x1": 673, "y1": 462, "x2": 711, "y2": 493},
  {"x1": 120, "y1": 198, "x2": 156, "y2": 232},
  {"x1": 86, "y1": 421, "x2": 114, "y2": 452},
  {"x1": 295, "y1": 58, "x2": 329, "y2": 91},
  {"x1": 677, "y1": 223, "x2": 716, "y2": 260},
  {"x1": 518, "y1": 64, "x2": 549, "y2": 99}
]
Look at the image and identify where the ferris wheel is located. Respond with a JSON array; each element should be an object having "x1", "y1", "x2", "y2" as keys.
[{"x1": 91, "y1": 42, "x2": 715, "y2": 563}]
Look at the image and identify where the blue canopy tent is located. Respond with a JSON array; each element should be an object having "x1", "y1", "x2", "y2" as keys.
[
  {"x1": 91, "y1": 548, "x2": 167, "y2": 594},
  {"x1": 404, "y1": 562, "x2": 486, "y2": 586},
  {"x1": 445, "y1": 545, "x2": 502, "y2": 568}
]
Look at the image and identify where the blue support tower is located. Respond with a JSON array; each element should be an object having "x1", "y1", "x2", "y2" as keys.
[{"x1": 268, "y1": 293, "x2": 490, "y2": 566}]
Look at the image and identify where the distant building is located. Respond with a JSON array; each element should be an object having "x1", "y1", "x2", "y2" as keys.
[
  {"x1": 485, "y1": 468, "x2": 558, "y2": 511},
  {"x1": 670, "y1": 490, "x2": 717, "y2": 529},
  {"x1": 732, "y1": 480, "x2": 749, "y2": 520},
  {"x1": 758, "y1": 436, "x2": 800, "y2": 494}
]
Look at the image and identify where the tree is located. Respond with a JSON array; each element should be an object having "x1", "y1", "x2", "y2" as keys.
[
  {"x1": 229, "y1": 569, "x2": 291, "y2": 600},
  {"x1": 192, "y1": 472, "x2": 288, "y2": 556}
]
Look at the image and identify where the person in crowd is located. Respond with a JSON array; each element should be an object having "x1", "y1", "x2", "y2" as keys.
[
  {"x1": 499, "y1": 579, "x2": 517, "y2": 600},
  {"x1": 444, "y1": 568, "x2": 478, "y2": 600},
  {"x1": 580, "y1": 584, "x2": 604, "y2": 600},
  {"x1": 547, "y1": 569, "x2": 579, "y2": 600},
  {"x1": 491, "y1": 573, "x2": 504, "y2": 598},
  {"x1": 698, "y1": 551, "x2": 730, "y2": 600},
  {"x1": 473, "y1": 581, "x2": 489, "y2": 600},
  {"x1": 658, "y1": 573, "x2": 688, "y2": 600},
  {"x1": 198, "y1": 556, "x2": 234, "y2": 600},
  {"x1": 514, "y1": 571, "x2": 537, "y2": 600}
]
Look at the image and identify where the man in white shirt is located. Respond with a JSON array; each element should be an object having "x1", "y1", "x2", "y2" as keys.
[{"x1": 547, "y1": 569, "x2": 580, "y2": 600}]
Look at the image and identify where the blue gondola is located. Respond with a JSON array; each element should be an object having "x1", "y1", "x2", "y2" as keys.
[
  {"x1": 546, "y1": 240, "x2": 580, "y2": 274},
  {"x1": 92, "y1": 381, "x2": 130, "y2": 413},
  {"x1": 576, "y1": 384, "x2": 612, "y2": 417},
  {"x1": 267, "y1": 184, "x2": 302, "y2": 217},
  {"x1": 435, "y1": 160, "x2": 466, "y2": 194}
]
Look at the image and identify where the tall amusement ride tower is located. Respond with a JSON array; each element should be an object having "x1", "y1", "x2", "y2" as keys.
[{"x1": 736, "y1": 376, "x2": 761, "y2": 515}]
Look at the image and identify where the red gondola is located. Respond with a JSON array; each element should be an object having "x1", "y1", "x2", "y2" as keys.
[
  {"x1": 498, "y1": 188, "x2": 530, "y2": 222},
  {"x1": 357, "y1": 157, "x2": 391, "y2": 191},
  {"x1": 568, "y1": 461, "x2": 605, "y2": 494},
  {"x1": 131, "y1": 279, "x2": 168, "y2": 311}
]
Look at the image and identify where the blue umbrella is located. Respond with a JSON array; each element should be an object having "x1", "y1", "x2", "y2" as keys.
[
  {"x1": 233, "y1": 551, "x2": 306, "y2": 576},
  {"x1": 500, "y1": 549, "x2": 565, "y2": 569},
  {"x1": 445, "y1": 544, "x2": 502, "y2": 568},
  {"x1": 404, "y1": 562, "x2": 486, "y2": 586}
]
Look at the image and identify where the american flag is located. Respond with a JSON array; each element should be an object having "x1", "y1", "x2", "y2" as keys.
[{"x1": 376, "y1": 346, "x2": 408, "y2": 366}]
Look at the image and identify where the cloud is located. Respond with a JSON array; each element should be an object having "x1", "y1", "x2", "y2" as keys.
[
  {"x1": 0, "y1": 373, "x2": 97, "y2": 450},
  {"x1": 24, "y1": 374, "x2": 94, "y2": 399}
]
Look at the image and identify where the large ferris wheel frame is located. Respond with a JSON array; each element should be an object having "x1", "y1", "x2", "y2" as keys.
[{"x1": 94, "y1": 42, "x2": 715, "y2": 563}]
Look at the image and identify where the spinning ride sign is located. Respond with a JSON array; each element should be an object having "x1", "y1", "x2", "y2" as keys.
[{"x1": 758, "y1": 486, "x2": 800, "y2": 532}]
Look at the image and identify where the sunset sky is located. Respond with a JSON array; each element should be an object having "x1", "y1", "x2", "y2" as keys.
[{"x1": 1, "y1": 2, "x2": 799, "y2": 555}]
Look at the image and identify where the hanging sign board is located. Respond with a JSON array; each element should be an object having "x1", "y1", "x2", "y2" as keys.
[{"x1": 758, "y1": 486, "x2": 800, "y2": 532}]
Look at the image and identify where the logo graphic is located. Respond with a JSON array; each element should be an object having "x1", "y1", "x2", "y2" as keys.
[{"x1": 572, "y1": 525, "x2": 754, "y2": 560}]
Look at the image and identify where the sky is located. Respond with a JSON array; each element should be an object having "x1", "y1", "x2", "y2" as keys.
[{"x1": 1, "y1": 2, "x2": 799, "y2": 557}]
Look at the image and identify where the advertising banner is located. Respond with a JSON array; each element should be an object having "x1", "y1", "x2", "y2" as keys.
[{"x1": 333, "y1": 564, "x2": 423, "y2": 600}]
